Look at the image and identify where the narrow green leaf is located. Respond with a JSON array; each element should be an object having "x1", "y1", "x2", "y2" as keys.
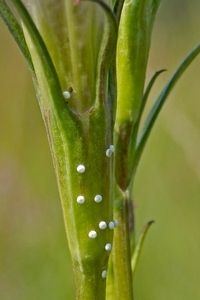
[
  {"x1": 131, "y1": 220, "x2": 155, "y2": 276},
  {"x1": 131, "y1": 69, "x2": 166, "y2": 147},
  {"x1": 0, "y1": 0, "x2": 33, "y2": 70},
  {"x1": 135, "y1": 43, "x2": 200, "y2": 170},
  {"x1": 142, "y1": 69, "x2": 167, "y2": 114}
]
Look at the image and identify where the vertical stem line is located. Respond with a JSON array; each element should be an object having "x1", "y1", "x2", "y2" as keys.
[
  {"x1": 73, "y1": 261, "x2": 106, "y2": 300},
  {"x1": 109, "y1": 189, "x2": 134, "y2": 300}
]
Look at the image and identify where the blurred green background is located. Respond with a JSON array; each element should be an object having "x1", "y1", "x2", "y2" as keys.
[{"x1": 0, "y1": 1, "x2": 200, "y2": 299}]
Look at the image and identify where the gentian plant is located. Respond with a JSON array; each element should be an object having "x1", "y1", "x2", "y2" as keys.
[{"x1": 0, "y1": 1, "x2": 200, "y2": 299}]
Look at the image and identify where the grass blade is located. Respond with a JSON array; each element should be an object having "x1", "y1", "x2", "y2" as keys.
[
  {"x1": 131, "y1": 69, "x2": 166, "y2": 148},
  {"x1": 142, "y1": 69, "x2": 167, "y2": 113},
  {"x1": 131, "y1": 220, "x2": 155, "y2": 276},
  {"x1": 135, "y1": 43, "x2": 200, "y2": 169}
]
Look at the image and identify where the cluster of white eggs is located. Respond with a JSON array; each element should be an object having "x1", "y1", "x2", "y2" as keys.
[{"x1": 75, "y1": 145, "x2": 117, "y2": 279}]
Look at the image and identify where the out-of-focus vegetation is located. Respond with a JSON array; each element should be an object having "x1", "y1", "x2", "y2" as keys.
[{"x1": 0, "y1": 1, "x2": 200, "y2": 299}]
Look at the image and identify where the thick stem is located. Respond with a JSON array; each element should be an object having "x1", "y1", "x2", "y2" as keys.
[
  {"x1": 73, "y1": 261, "x2": 106, "y2": 300},
  {"x1": 46, "y1": 108, "x2": 113, "y2": 300},
  {"x1": 107, "y1": 188, "x2": 133, "y2": 300}
]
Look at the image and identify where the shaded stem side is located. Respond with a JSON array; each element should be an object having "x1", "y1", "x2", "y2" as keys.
[
  {"x1": 73, "y1": 260, "x2": 106, "y2": 300},
  {"x1": 108, "y1": 189, "x2": 133, "y2": 300}
]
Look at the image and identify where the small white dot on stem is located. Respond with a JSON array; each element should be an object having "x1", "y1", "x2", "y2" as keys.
[
  {"x1": 94, "y1": 194, "x2": 103, "y2": 203},
  {"x1": 106, "y1": 145, "x2": 115, "y2": 157},
  {"x1": 88, "y1": 230, "x2": 97, "y2": 239},
  {"x1": 76, "y1": 195, "x2": 85, "y2": 204},
  {"x1": 106, "y1": 148, "x2": 113, "y2": 157},
  {"x1": 99, "y1": 221, "x2": 107, "y2": 230},
  {"x1": 101, "y1": 270, "x2": 107, "y2": 279},
  {"x1": 108, "y1": 221, "x2": 115, "y2": 229},
  {"x1": 109, "y1": 145, "x2": 115, "y2": 152},
  {"x1": 77, "y1": 164, "x2": 85, "y2": 173},
  {"x1": 63, "y1": 90, "x2": 71, "y2": 99},
  {"x1": 105, "y1": 243, "x2": 112, "y2": 251}
]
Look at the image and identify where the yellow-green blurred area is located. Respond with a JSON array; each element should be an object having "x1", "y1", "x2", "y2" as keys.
[{"x1": 0, "y1": 1, "x2": 200, "y2": 299}]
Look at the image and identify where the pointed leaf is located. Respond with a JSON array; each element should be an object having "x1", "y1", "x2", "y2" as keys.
[
  {"x1": 131, "y1": 220, "x2": 155, "y2": 276},
  {"x1": 131, "y1": 69, "x2": 167, "y2": 149},
  {"x1": 142, "y1": 69, "x2": 167, "y2": 114},
  {"x1": 135, "y1": 43, "x2": 200, "y2": 170}
]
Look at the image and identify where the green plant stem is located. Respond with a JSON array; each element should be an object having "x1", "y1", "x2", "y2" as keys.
[
  {"x1": 108, "y1": 188, "x2": 133, "y2": 300},
  {"x1": 73, "y1": 264, "x2": 106, "y2": 300},
  {"x1": 49, "y1": 110, "x2": 113, "y2": 300}
]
